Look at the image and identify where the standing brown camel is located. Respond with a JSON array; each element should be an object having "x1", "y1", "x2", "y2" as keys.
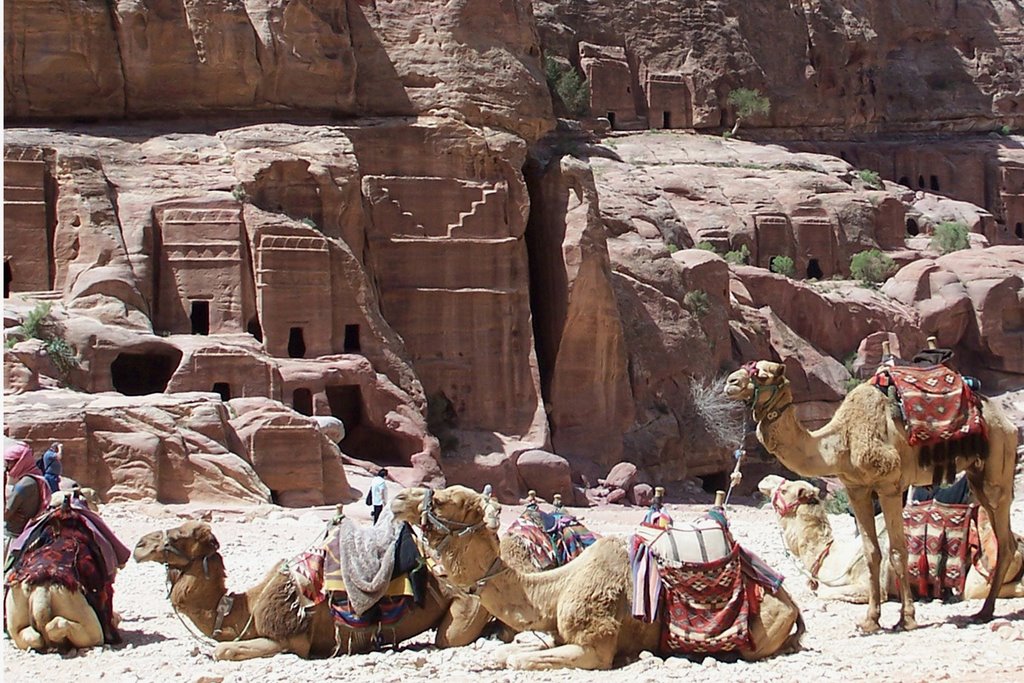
[
  {"x1": 391, "y1": 485, "x2": 803, "y2": 670},
  {"x1": 134, "y1": 520, "x2": 489, "y2": 660},
  {"x1": 725, "y1": 360, "x2": 1018, "y2": 632}
]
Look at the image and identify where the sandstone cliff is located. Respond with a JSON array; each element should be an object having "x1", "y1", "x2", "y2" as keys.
[{"x1": 4, "y1": 0, "x2": 1023, "y2": 504}]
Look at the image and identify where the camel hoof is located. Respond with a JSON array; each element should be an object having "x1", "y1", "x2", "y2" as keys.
[
  {"x1": 857, "y1": 619, "x2": 881, "y2": 634},
  {"x1": 897, "y1": 616, "x2": 918, "y2": 631},
  {"x1": 20, "y1": 627, "x2": 45, "y2": 651},
  {"x1": 45, "y1": 616, "x2": 71, "y2": 641},
  {"x1": 969, "y1": 610, "x2": 994, "y2": 624},
  {"x1": 213, "y1": 644, "x2": 237, "y2": 661}
]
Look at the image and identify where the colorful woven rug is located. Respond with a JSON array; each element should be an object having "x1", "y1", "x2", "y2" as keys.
[
  {"x1": 903, "y1": 501, "x2": 975, "y2": 599},
  {"x1": 872, "y1": 365, "x2": 984, "y2": 447},
  {"x1": 506, "y1": 508, "x2": 597, "y2": 571},
  {"x1": 658, "y1": 545, "x2": 756, "y2": 655}
]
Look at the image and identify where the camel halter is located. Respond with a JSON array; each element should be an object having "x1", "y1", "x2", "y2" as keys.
[
  {"x1": 743, "y1": 364, "x2": 793, "y2": 427},
  {"x1": 161, "y1": 531, "x2": 255, "y2": 653},
  {"x1": 417, "y1": 488, "x2": 509, "y2": 592},
  {"x1": 769, "y1": 496, "x2": 857, "y2": 590}
]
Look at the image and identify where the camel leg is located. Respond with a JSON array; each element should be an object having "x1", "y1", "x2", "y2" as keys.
[
  {"x1": 6, "y1": 584, "x2": 45, "y2": 651},
  {"x1": 967, "y1": 469, "x2": 1017, "y2": 622},
  {"x1": 43, "y1": 586, "x2": 103, "y2": 648},
  {"x1": 847, "y1": 488, "x2": 884, "y2": 633},
  {"x1": 506, "y1": 640, "x2": 614, "y2": 671},
  {"x1": 877, "y1": 492, "x2": 916, "y2": 630},
  {"x1": 435, "y1": 593, "x2": 490, "y2": 648},
  {"x1": 214, "y1": 637, "x2": 288, "y2": 661},
  {"x1": 493, "y1": 632, "x2": 558, "y2": 667}
]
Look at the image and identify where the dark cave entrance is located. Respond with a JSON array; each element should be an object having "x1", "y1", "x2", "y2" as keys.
[{"x1": 110, "y1": 349, "x2": 182, "y2": 396}]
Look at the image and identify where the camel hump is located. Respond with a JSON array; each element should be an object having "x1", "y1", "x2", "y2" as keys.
[{"x1": 252, "y1": 561, "x2": 313, "y2": 640}]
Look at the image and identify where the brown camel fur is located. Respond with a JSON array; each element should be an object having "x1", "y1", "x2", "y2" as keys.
[
  {"x1": 725, "y1": 360, "x2": 1019, "y2": 632},
  {"x1": 391, "y1": 485, "x2": 803, "y2": 670},
  {"x1": 758, "y1": 475, "x2": 1024, "y2": 602},
  {"x1": 133, "y1": 521, "x2": 489, "y2": 661}
]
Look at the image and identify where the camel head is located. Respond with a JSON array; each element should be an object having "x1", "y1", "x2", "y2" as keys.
[
  {"x1": 133, "y1": 520, "x2": 221, "y2": 568},
  {"x1": 758, "y1": 475, "x2": 823, "y2": 518},
  {"x1": 391, "y1": 485, "x2": 503, "y2": 589},
  {"x1": 724, "y1": 360, "x2": 790, "y2": 408}
]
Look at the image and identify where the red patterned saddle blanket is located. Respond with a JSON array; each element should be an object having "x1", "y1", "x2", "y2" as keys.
[
  {"x1": 903, "y1": 501, "x2": 976, "y2": 599},
  {"x1": 657, "y1": 545, "x2": 758, "y2": 655},
  {"x1": 872, "y1": 366, "x2": 984, "y2": 447}
]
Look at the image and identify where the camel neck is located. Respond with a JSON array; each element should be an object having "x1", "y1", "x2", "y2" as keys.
[
  {"x1": 475, "y1": 568, "x2": 556, "y2": 632},
  {"x1": 757, "y1": 393, "x2": 839, "y2": 477},
  {"x1": 168, "y1": 554, "x2": 251, "y2": 640},
  {"x1": 782, "y1": 512, "x2": 834, "y2": 570}
]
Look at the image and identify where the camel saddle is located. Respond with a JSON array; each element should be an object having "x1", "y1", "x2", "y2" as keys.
[
  {"x1": 871, "y1": 364, "x2": 986, "y2": 484},
  {"x1": 630, "y1": 508, "x2": 785, "y2": 656},
  {"x1": 872, "y1": 365, "x2": 984, "y2": 447},
  {"x1": 507, "y1": 507, "x2": 598, "y2": 570},
  {"x1": 632, "y1": 514, "x2": 732, "y2": 565}
]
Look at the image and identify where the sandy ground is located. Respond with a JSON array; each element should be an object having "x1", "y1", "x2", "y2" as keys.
[{"x1": 5, "y1": 469, "x2": 1024, "y2": 683}]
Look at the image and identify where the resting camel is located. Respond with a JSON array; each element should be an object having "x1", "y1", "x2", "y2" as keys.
[
  {"x1": 391, "y1": 485, "x2": 803, "y2": 670},
  {"x1": 758, "y1": 474, "x2": 1024, "y2": 603},
  {"x1": 725, "y1": 360, "x2": 1019, "y2": 632},
  {"x1": 6, "y1": 502, "x2": 128, "y2": 651},
  {"x1": 134, "y1": 520, "x2": 489, "y2": 660}
]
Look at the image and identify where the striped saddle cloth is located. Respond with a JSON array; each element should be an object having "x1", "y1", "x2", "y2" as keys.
[
  {"x1": 873, "y1": 365, "x2": 984, "y2": 447},
  {"x1": 903, "y1": 501, "x2": 976, "y2": 599}
]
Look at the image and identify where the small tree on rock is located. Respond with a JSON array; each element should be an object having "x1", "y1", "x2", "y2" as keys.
[
  {"x1": 930, "y1": 221, "x2": 970, "y2": 254},
  {"x1": 727, "y1": 88, "x2": 771, "y2": 136}
]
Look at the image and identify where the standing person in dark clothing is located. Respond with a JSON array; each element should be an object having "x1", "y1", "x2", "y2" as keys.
[
  {"x1": 39, "y1": 442, "x2": 63, "y2": 493},
  {"x1": 370, "y1": 468, "x2": 388, "y2": 524},
  {"x1": 4, "y1": 441, "x2": 51, "y2": 555}
]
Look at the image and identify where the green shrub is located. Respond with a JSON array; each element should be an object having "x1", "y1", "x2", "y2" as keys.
[
  {"x1": 300, "y1": 217, "x2": 318, "y2": 229},
  {"x1": 857, "y1": 169, "x2": 883, "y2": 190},
  {"x1": 13, "y1": 302, "x2": 80, "y2": 383},
  {"x1": 843, "y1": 377, "x2": 864, "y2": 394},
  {"x1": 823, "y1": 487, "x2": 850, "y2": 515},
  {"x1": 849, "y1": 249, "x2": 896, "y2": 286},
  {"x1": 930, "y1": 221, "x2": 970, "y2": 254},
  {"x1": 544, "y1": 56, "x2": 590, "y2": 118},
  {"x1": 231, "y1": 184, "x2": 247, "y2": 202},
  {"x1": 769, "y1": 255, "x2": 795, "y2": 277},
  {"x1": 723, "y1": 244, "x2": 750, "y2": 265},
  {"x1": 727, "y1": 88, "x2": 770, "y2": 135},
  {"x1": 666, "y1": 243, "x2": 679, "y2": 254},
  {"x1": 684, "y1": 289, "x2": 711, "y2": 317},
  {"x1": 696, "y1": 241, "x2": 717, "y2": 252},
  {"x1": 999, "y1": 124, "x2": 1013, "y2": 136}
]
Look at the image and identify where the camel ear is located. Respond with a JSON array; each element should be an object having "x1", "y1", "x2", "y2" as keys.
[
  {"x1": 758, "y1": 475, "x2": 785, "y2": 498},
  {"x1": 483, "y1": 498, "x2": 501, "y2": 530},
  {"x1": 795, "y1": 482, "x2": 821, "y2": 505},
  {"x1": 759, "y1": 361, "x2": 786, "y2": 380},
  {"x1": 192, "y1": 523, "x2": 220, "y2": 554}
]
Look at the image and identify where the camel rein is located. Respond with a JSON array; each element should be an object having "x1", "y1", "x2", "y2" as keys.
[{"x1": 162, "y1": 531, "x2": 255, "y2": 655}]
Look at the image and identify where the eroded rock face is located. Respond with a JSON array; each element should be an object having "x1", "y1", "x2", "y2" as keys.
[
  {"x1": 535, "y1": 0, "x2": 1024, "y2": 133},
  {"x1": 3, "y1": 391, "x2": 271, "y2": 504},
  {"x1": 4, "y1": 0, "x2": 553, "y2": 141},
  {"x1": 884, "y1": 246, "x2": 1024, "y2": 385}
]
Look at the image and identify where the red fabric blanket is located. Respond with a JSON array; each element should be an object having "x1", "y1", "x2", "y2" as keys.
[
  {"x1": 658, "y1": 545, "x2": 759, "y2": 655},
  {"x1": 903, "y1": 501, "x2": 975, "y2": 599},
  {"x1": 874, "y1": 366, "x2": 984, "y2": 447}
]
